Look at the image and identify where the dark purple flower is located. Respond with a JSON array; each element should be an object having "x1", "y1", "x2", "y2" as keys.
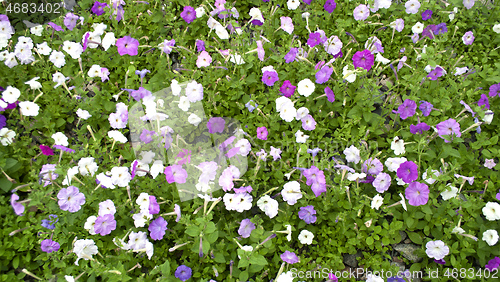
[
  {"x1": 48, "y1": 22, "x2": 64, "y2": 31},
  {"x1": 315, "y1": 66, "x2": 333, "y2": 84},
  {"x1": 175, "y1": 265, "x2": 192, "y2": 281},
  {"x1": 64, "y1": 13, "x2": 79, "y2": 30},
  {"x1": 352, "y1": 49, "x2": 374, "y2": 71},
  {"x1": 164, "y1": 165, "x2": 188, "y2": 184},
  {"x1": 238, "y1": 219, "x2": 256, "y2": 238},
  {"x1": 485, "y1": 257, "x2": 500, "y2": 271},
  {"x1": 207, "y1": 117, "x2": 225, "y2": 133},
  {"x1": 405, "y1": 181, "x2": 429, "y2": 206},
  {"x1": 422, "y1": 24, "x2": 437, "y2": 40},
  {"x1": 149, "y1": 216, "x2": 168, "y2": 240},
  {"x1": 419, "y1": 101, "x2": 433, "y2": 116},
  {"x1": 478, "y1": 94, "x2": 490, "y2": 110},
  {"x1": 333, "y1": 50, "x2": 343, "y2": 59},
  {"x1": 489, "y1": 83, "x2": 500, "y2": 97},
  {"x1": 82, "y1": 32, "x2": 90, "y2": 51},
  {"x1": 397, "y1": 161, "x2": 418, "y2": 183},
  {"x1": 280, "y1": 80, "x2": 296, "y2": 98},
  {"x1": 262, "y1": 71, "x2": 279, "y2": 86},
  {"x1": 285, "y1": 48, "x2": 298, "y2": 63},
  {"x1": 434, "y1": 259, "x2": 446, "y2": 265},
  {"x1": 410, "y1": 122, "x2": 430, "y2": 134},
  {"x1": 40, "y1": 145, "x2": 54, "y2": 156},
  {"x1": 41, "y1": 239, "x2": 60, "y2": 253},
  {"x1": 94, "y1": 214, "x2": 117, "y2": 235},
  {"x1": 181, "y1": 6, "x2": 196, "y2": 24},
  {"x1": 251, "y1": 18, "x2": 264, "y2": 26},
  {"x1": 298, "y1": 205, "x2": 317, "y2": 224},
  {"x1": 324, "y1": 0, "x2": 336, "y2": 13},
  {"x1": 436, "y1": 118, "x2": 461, "y2": 143},
  {"x1": 196, "y1": 39, "x2": 205, "y2": 52},
  {"x1": 257, "y1": 126, "x2": 268, "y2": 140},
  {"x1": 387, "y1": 277, "x2": 406, "y2": 282},
  {"x1": 427, "y1": 66, "x2": 444, "y2": 80},
  {"x1": 325, "y1": 87, "x2": 335, "y2": 102},
  {"x1": 422, "y1": 9, "x2": 433, "y2": 21},
  {"x1": 397, "y1": 99, "x2": 417, "y2": 120},
  {"x1": 41, "y1": 214, "x2": 58, "y2": 229},
  {"x1": 116, "y1": 36, "x2": 139, "y2": 56},
  {"x1": 303, "y1": 0, "x2": 312, "y2": 4},
  {"x1": 435, "y1": 23, "x2": 448, "y2": 35},
  {"x1": 140, "y1": 129, "x2": 156, "y2": 144},
  {"x1": 281, "y1": 250, "x2": 299, "y2": 264},
  {"x1": 91, "y1": 1, "x2": 108, "y2": 16},
  {"x1": 307, "y1": 32, "x2": 322, "y2": 47},
  {"x1": 149, "y1": 196, "x2": 160, "y2": 215}
]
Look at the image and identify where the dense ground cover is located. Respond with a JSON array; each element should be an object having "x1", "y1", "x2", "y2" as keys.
[{"x1": 1, "y1": 0, "x2": 500, "y2": 281}]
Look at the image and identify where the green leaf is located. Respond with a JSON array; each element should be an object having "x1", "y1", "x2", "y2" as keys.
[
  {"x1": 249, "y1": 254, "x2": 267, "y2": 266},
  {"x1": 366, "y1": 237, "x2": 374, "y2": 245},
  {"x1": 214, "y1": 252, "x2": 226, "y2": 263},
  {"x1": 206, "y1": 231, "x2": 218, "y2": 244},
  {"x1": 205, "y1": 222, "x2": 216, "y2": 234},
  {"x1": 160, "y1": 261, "x2": 170, "y2": 276},
  {"x1": 185, "y1": 225, "x2": 200, "y2": 237},
  {"x1": 239, "y1": 271, "x2": 249, "y2": 282},
  {"x1": 408, "y1": 232, "x2": 423, "y2": 244},
  {"x1": 0, "y1": 178, "x2": 13, "y2": 192},
  {"x1": 12, "y1": 256, "x2": 19, "y2": 269}
]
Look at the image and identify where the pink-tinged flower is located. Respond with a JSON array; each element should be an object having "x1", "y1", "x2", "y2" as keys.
[
  {"x1": 174, "y1": 204, "x2": 182, "y2": 222},
  {"x1": 149, "y1": 216, "x2": 168, "y2": 240},
  {"x1": 207, "y1": 117, "x2": 225, "y2": 133},
  {"x1": 181, "y1": 6, "x2": 196, "y2": 24},
  {"x1": 280, "y1": 80, "x2": 296, "y2": 98},
  {"x1": 280, "y1": 17, "x2": 294, "y2": 34},
  {"x1": 405, "y1": 0, "x2": 421, "y2": 14},
  {"x1": 315, "y1": 66, "x2": 333, "y2": 84},
  {"x1": 436, "y1": 118, "x2": 461, "y2": 143},
  {"x1": 91, "y1": 1, "x2": 108, "y2": 16},
  {"x1": 325, "y1": 87, "x2": 335, "y2": 102},
  {"x1": 64, "y1": 13, "x2": 79, "y2": 30},
  {"x1": 425, "y1": 240, "x2": 449, "y2": 260},
  {"x1": 392, "y1": 18, "x2": 405, "y2": 32},
  {"x1": 298, "y1": 205, "x2": 317, "y2": 224},
  {"x1": 101, "y1": 68, "x2": 110, "y2": 82},
  {"x1": 484, "y1": 159, "x2": 496, "y2": 169},
  {"x1": 397, "y1": 161, "x2": 418, "y2": 183},
  {"x1": 94, "y1": 214, "x2": 117, "y2": 235},
  {"x1": 40, "y1": 145, "x2": 54, "y2": 156},
  {"x1": 462, "y1": 31, "x2": 475, "y2": 45},
  {"x1": 116, "y1": 36, "x2": 139, "y2": 56},
  {"x1": 285, "y1": 47, "x2": 298, "y2": 63},
  {"x1": 281, "y1": 250, "x2": 299, "y2": 264},
  {"x1": 353, "y1": 4, "x2": 370, "y2": 21},
  {"x1": 397, "y1": 99, "x2": 417, "y2": 120},
  {"x1": 256, "y1": 40, "x2": 265, "y2": 61},
  {"x1": 176, "y1": 149, "x2": 191, "y2": 165},
  {"x1": 405, "y1": 181, "x2": 429, "y2": 206},
  {"x1": 307, "y1": 32, "x2": 322, "y2": 47},
  {"x1": 57, "y1": 186, "x2": 86, "y2": 212},
  {"x1": 48, "y1": 22, "x2": 64, "y2": 31},
  {"x1": 301, "y1": 115, "x2": 316, "y2": 131},
  {"x1": 362, "y1": 158, "x2": 384, "y2": 175},
  {"x1": 41, "y1": 239, "x2": 60, "y2": 253},
  {"x1": 196, "y1": 51, "x2": 212, "y2": 68},
  {"x1": 164, "y1": 165, "x2": 188, "y2": 184},
  {"x1": 149, "y1": 195, "x2": 160, "y2": 214},
  {"x1": 257, "y1": 126, "x2": 268, "y2": 140},
  {"x1": 238, "y1": 219, "x2": 256, "y2": 238},
  {"x1": 352, "y1": 49, "x2": 374, "y2": 71},
  {"x1": 373, "y1": 172, "x2": 391, "y2": 193},
  {"x1": 324, "y1": 0, "x2": 336, "y2": 13},
  {"x1": 463, "y1": 0, "x2": 475, "y2": 9},
  {"x1": 11, "y1": 194, "x2": 25, "y2": 215},
  {"x1": 262, "y1": 71, "x2": 279, "y2": 86}
]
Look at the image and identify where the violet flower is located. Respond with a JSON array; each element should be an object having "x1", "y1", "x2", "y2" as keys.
[
  {"x1": 238, "y1": 219, "x2": 255, "y2": 238},
  {"x1": 280, "y1": 80, "x2": 296, "y2": 98},
  {"x1": 11, "y1": 194, "x2": 25, "y2": 215},
  {"x1": 397, "y1": 161, "x2": 418, "y2": 183},
  {"x1": 298, "y1": 205, "x2": 317, "y2": 224},
  {"x1": 421, "y1": 9, "x2": 432, "y2": 21},
  {"x1": 324, "y1": 0, "x2": 336, "y2": 13},
  {"x1": 325, "y1": 87, "x2": 335, "y2": 102},
  {"x1": 94, "y1": 214, "x2": 117, "y2": 236},
  {"x1": 116, "y1": 36, "x2": 139, "y2": 56},
  {"x1": 149, "y1": 216, "x2": 168, "y2": 240},
  {"x1": 181, "y1": 6, "x2": 196, "y2": 24},
  {"x1": 207, "y1": 117, "x2": 225, "y2": 133},
  {"x1": 405, "y1": 181, "x2": 430, "y2": 206},
  {"x1": 281, "y1": 250, "x2": 299, "y2": 264},
  {"x1": 352, "y1": 49, "x2": 374, "y2": 71},
  {"x1": 436, "y1": 118, "x2": 461, "y2": 143},
  {"x1": 257, "y1": 126, "x2": 268, "y2": 140},
  {"x1": 164, "y1": 165, "x2": 188, "y2": 184},
  {"x1": 397, "y1": 99, "x2": 417, "y2": 120},
  {"x1": 175, "y1": 265, "x2": 192, "y2": 281},
  {"x1": 91, "y1": 1, "x2": 108, "y2": 16},
  {"x1": 262, "y1": 71, "x2": 279, "y2": 86},
  {"x1": 315, "y1": 66, "x2": 333, "y2": 84},
  {"x1": 57, "y1": 186, "x2": 86, "y2": 212},
  {"x1": 410, "y1": 122, "x2": 430, "y2": 134},
  {"x1": 41, "y1": 214, "x2": 58, "y2": 229},
  {"x1": 284, "y1": 48, "x2": 298, "y2": 63},
  {"x1": 41, "y1": 239, "x2": 60, "y2": 253}
]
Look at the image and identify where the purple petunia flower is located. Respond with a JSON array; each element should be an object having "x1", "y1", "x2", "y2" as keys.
[
  {"x1": 373, "y1": 172, "x2": 391, "y2": 193},
  {"x1": 131, "y1": 87, "x2": 152, "y2": 101},
  {"x1": 196, "y1": 39, "x2": 205, "y2": 52},
  {"x1": 307, "y1": 148, "x2": 322, "y2": 157},
  {"x1": 362, "y1": 158, "x2": 383, "y2": 175},
  {"x1": 57, "y1": 186, "x2": 86, "y2": 212},
  {"x1": 387, "y1": 277, "x2": 406, "y2": 282},
  {"x1": 262, "y1": 71, "x2": 279, "y2": 86},
  {"x1": 41, "y1": 214, "x2": 58, "y2": 229},
  {"x1": 397, "y1": 161, "x2": 418, "y2": 183},
  {"x1": 91, "y1": 1, "x2": 108, "y2": 16},
  {"x1": 422, "y1": 24, "x2": 437, "y2": 40},
  {"x1": 39, "y1": 164, "x2": 58, "y2": 187},
  {"x1": 238, "y1": 219, "x2": 256, "y2": 238},
  {"x1": 422, "y1": 9, "x2": 432, "y2": 21},
  {"x1": 324, "y1": 0, "x2": 336, "y2": 13},
  {"x1": 325, "y1": 87, "x2": 335, "y2": 102},
  {"x1": 40, "y1": 145, "x2": 54, "y2": 156},
  {"x1": 280, "y1": 80, "x2": 296, "y2": 98},
  {"x1": 489, "y1": 83, "x2": 500, "y2": 97},
  {"x1": 11, "y1": 194, "x2": 25, "y2": 215},
  {"x1": 307, "y1": 32, "x2": 322, "y2": 47},
  {"x1": 436, "y1": 118, "x2": 461, "y2": 143},
  {"x1": 0, "y1": 114, "x2": 5, "y2": 129},
  {"x1": 410, "y1": 122, "x2": 431, "y2": 134},
  {"x1": 485, "y1": 257, "x2": 500, "y2": 271},
  {"x1": 435, "y1": 23, "x2": 448, "y2": 35},
  {"x1": 435, "y1": 259, "x2": 446, "y2": 265},
  {"x1": 405, "y1": 181, "x2": 429, "y2": 206},
  {"x1": 149, "y1": 196, "x2": 160, "y2": 215},
  {"x1": 116, "y1": 36, "x2": 139, "y2": 56},
  {"x1": 48, "y1": 22, "x2": 64, "y2": 31},
  {"x1": 397, "y1": 99, "x2": 417, "y2": 120},
  {"x1": 352, "y1": 49, "x2": 374, "y2": 71},
  {"x1": 427, "y1": 67, "x2": 444, "y2": 80},
  {"x1": 64, "y1": 13, "x2": 79, "y2": 31},
  {"x1": 149, "y1": 216, "x2": 168, "y2": 240},
  {"x1": 281, "y1": 250, "x2": 299, "y2": 264},
  {"x1": 164, "y1": 165, "x2": 188, "y2": 184},
  {"x1": 53, "y1": 145, "x2": 75, "y2": 153},
  {"x1": 94, "y1": 214, "x2": 117, "y2": 236},
  {"x1": 41, "y1": 239, "x2": 60, "y2": 253},
  {"x1": 419, "y1": 101, "x2": 433, "y2": 116},
  {"x1": 140, "y1": 129, "x2": 156, "y2": 144},
  {"x1": 302, "y1": 115, "x2": 317, "y2": 131},
  {"x1": 207, "y1": 117, "x2": 225, "y2": 133},
  {"x1": 462, "y1": 31, "x2": 475, "y2": 45},
  {"x1": 82, "y1": 32, "x2": 90, "y2": 51},
  {"x1": 175, "y1": 265, "x2": 192, "y2": 281},
  {"x1": 316, "y1": 66, "x2": 333, "y2": 84},
  {"x1": 257, "y1": 126, "x2": 268, "y2": 140},
  {"x1": 136, "y1": 69, "x2": 150, "y2": 79},
  {"x1": 478, "y1": 94, "x2": 490, "y2": 110},
  {"x1": 181, "y1": 6, "x2": 196, "y2": 24},
  {"x1": 285, "y1": 48, "x2": 298, "y2": 63},
  {"x1": 298, "y1": 205, "x2": 317, "y2": 224}
]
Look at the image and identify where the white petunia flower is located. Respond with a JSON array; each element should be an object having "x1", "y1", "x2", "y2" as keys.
[
  {"x1": 297, "y1": 79, "x2": 315, "y2": 97},
  {"x1": 371, "y1": 195, "x2": 384, "y2": 210},
  {"x1": 482, "y1": 230, "x2": 499, "y2": 246},
  {"x1": 440, "y1": 184, "x2": 458, "y2": 200},
  {"x1": 298, "y1": 230, "x2": 314, "y2": 245},
  {"x1": 52, "y1": 132, "x2": 69, "y2": 146},
  {"x1": 19, "y1": 101, "x2": 40, "y2": 116},
  {"x1": 483, "y1": 202, "x2": 500, "y2": 221},
  {"x1": 281, "y1": 181, "x2": 302, "y2": 205},
  {"x1": 2, "y1": 86, "x2": 21, "y2": 103},
  {"x1": 76, "y1": 109, "x2": 92, "y2": 120}
]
